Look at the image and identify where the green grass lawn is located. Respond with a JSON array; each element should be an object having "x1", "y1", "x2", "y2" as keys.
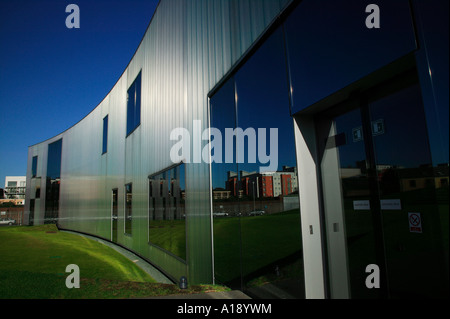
[
  {"x1": 0, "y1": 224, "x2": 225, "y2": 299},
  {"x1": 213, "y1": 210, "x2": 304, "y2": 285}
]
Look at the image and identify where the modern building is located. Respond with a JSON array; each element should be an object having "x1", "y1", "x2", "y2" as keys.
[
  {"x1": 4, "y1": 176, "x2": 26, "y2": 200},
  {"x1": 25, "y1": 0, "x2": 448, "y2": 299}
]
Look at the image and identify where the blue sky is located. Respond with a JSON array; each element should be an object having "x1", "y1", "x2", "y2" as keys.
[{"x1": 0, "y1": 0, "x2": 159, "y2": 186}]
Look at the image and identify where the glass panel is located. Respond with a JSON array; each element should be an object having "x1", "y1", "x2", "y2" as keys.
[
  {"x1": 148, "y1": 164, "x2": 186, "y2": 260},
  {"x1": 112, "y1": 189, "x2": 118, "y2": 242},
  {"x1": 414, "y1": 0, "x2": 449, "y2": 166},
  {"x1": 102, "y1": 115, "x2": 108, "y2": 154},
  {"x1": 45, "y1": 139, "x2": 62, "y2": 224},
  {"x1": 126, "y1": 82, "x2": 135, "y2": 136},
  {"x1": 29, "y1": 199, "x2": 35, "y2": 226},
  {"x1": 321, "y1": 107, "x2": 380, "y2": 299},
  {"x1": 35, "y1": 178, "x2": 41, "y2": 199},
  {"x1": 125, "y1": 183, "x2": 132, "y2": 235},
  {"x1": 369, "y1": 83, "x2": 448, "y2": 298},
  {"x1": 135, "y1": 72, "x2": 141, "y2": 129},
  {"x1": 126, "y1": 72, "x2": 142, "y2": 136},
  {"x1": 234, "y1": 27, "x2": 304, "y2": 298},
  {"x1": 284, "y1": 0, "x2": 416, "y2": 113},
  {"x1": 32, "y1": 156, "x2": 38, "y2": 178},
  {"x1": 210, "y1": 78, "x2": 242, "y2": 288},
  {"x1": 414, "y1": 2, "x2": 449, "y2": 292}
]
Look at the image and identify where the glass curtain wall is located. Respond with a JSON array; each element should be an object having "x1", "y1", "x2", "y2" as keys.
[{"x1": 211, "y1": 26, "x2": 305, "y2": 298}]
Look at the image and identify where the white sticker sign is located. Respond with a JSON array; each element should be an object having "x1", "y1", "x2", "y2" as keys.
[
  {"x1": 353, "y1": 200, "x2": 371, "y2": 211},
  {"x1": 408, "y1": 212, "x2": 422, "y2": 233},
  {"x1": 380, "y1": 199, "x2": 401, "y2": 210}
]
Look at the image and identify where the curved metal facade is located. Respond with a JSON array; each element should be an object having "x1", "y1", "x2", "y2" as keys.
[
  {"x1": 24, "y1": 0, "x2": 293, "y2": 285},
  {"x1": 24, "y1": 0, "x2": 448, "y2": 298}
]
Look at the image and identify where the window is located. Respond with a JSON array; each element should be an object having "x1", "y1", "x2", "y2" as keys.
[
  {"x1": 35, "y1": 178, "x2": 41, "y2": 199},
  {"x1": 45, "y1": 139, "x2": 62, "y2": 224},
  {"x1": 102, "y1": 115, "x2": 108, "y2": 154},
  {"x1": 148, "y1": 163, "x2": 186, "y2": 260},
  {"x1": 284, "y1": 0, "x2": 416, "y2": 114},
  {"x1": 210, "y1": 26, "x2": 304, "y2": 298},
  {"x1": 29, "y1": 199, "x2": 35, "y2": 226},
  {"x1": 126, "y1": 71, "x2": 142, "y2": 136},
  {"x1": 32, "y1": 156, "x2": 38, "y2": 178},
  {"x1": 125, "y1": 183, "x2": 132, "y2": 235}
]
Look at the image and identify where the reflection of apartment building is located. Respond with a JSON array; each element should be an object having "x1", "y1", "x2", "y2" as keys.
[
  {"x1": 212, "y1": 189, "x2": 231, "y2": 200},
  {"x1": 226, "y1": 171, "x2": 238, "y2": 197},
  {"x1": 228, "y1": 167, "x2": 298, "y2": 198},
  {"x1": 4, "y1": 176, "x2": 26, "y2": 199},
  {"x1": 397, "y1": 165, "x2": 449, "y2": 192}
]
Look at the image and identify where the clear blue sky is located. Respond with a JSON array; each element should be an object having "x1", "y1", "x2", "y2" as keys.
[{"x1": 0, "y1": 0, "x2": 160, "y2": 187}]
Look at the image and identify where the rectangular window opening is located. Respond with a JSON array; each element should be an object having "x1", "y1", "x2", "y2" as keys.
[
  {"x1": 102, "y1": 115, "x2": 108, "y2": 154},
  {"x1": 125, "y1": 183, "x2": 132, "y2": 235},
  {"x1": 126, "y1": 71, "x2": 142, "y2": 137}
]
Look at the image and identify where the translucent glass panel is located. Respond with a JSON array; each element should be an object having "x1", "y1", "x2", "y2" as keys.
[
  {"x1": 148, "y1": 163, "x2": 187, "y2": 260},
  {"x1": 211, "y1": 27, "x2": 305, "y2": 298},
  {"x1": 284, "y1": 0, "x2": 417, "y2": 114}
]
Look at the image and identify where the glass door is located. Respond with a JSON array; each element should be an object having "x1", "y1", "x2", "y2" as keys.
[
  {"x1": 318, "y1": 74, "x2": 448, "y2": 298},
  {"x1": 368, "y1": 82, "x2": 447, "y2": 298},
  {"x1": 319, "y1": 103, "x2": 382, "y2": 299}
]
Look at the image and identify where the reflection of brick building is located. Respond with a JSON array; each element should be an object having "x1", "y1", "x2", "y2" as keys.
[
  {"x1": 280, "y1": 174, "x2": 292, "y2": 195},
  {"x1": 260, "y1": 175, "x2": 274, "y2": 197},
  {"x1": 226, "y1": 171, "x2": 238, "y2": 197},
  {"x1": 241, "y1": 173, "x2": 274, "y2": 198},
  {"x1": 232, "y1": 167, "x2": 298, "y2": 198}
]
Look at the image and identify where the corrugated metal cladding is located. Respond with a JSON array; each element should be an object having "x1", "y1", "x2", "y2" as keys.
[{"x1": 25, "y1": 0, "x2": 293, "y2": 284}]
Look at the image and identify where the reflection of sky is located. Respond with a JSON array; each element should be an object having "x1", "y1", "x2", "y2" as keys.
[
  {"x1": 285, "y1": 0, "x2": 417, "y2": 113},
  {"x1": 210, "y1": 28, "x2": 296, "y2": 189},
  {"x1": 370, "y1": 84, "x2": 432, "y2": 168},
  {"x1": 285, "y1": 0, "x2": 448, "y2": 165},
  {"x1": 47, "y1": 139, "x2": 62, "y2": 180},
  {"x1": 210, "y1": 0, "x2": 448, "y2": 189},
  {"x1": 335, "y1": 84, "x2": 433, "y2": 169}
]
